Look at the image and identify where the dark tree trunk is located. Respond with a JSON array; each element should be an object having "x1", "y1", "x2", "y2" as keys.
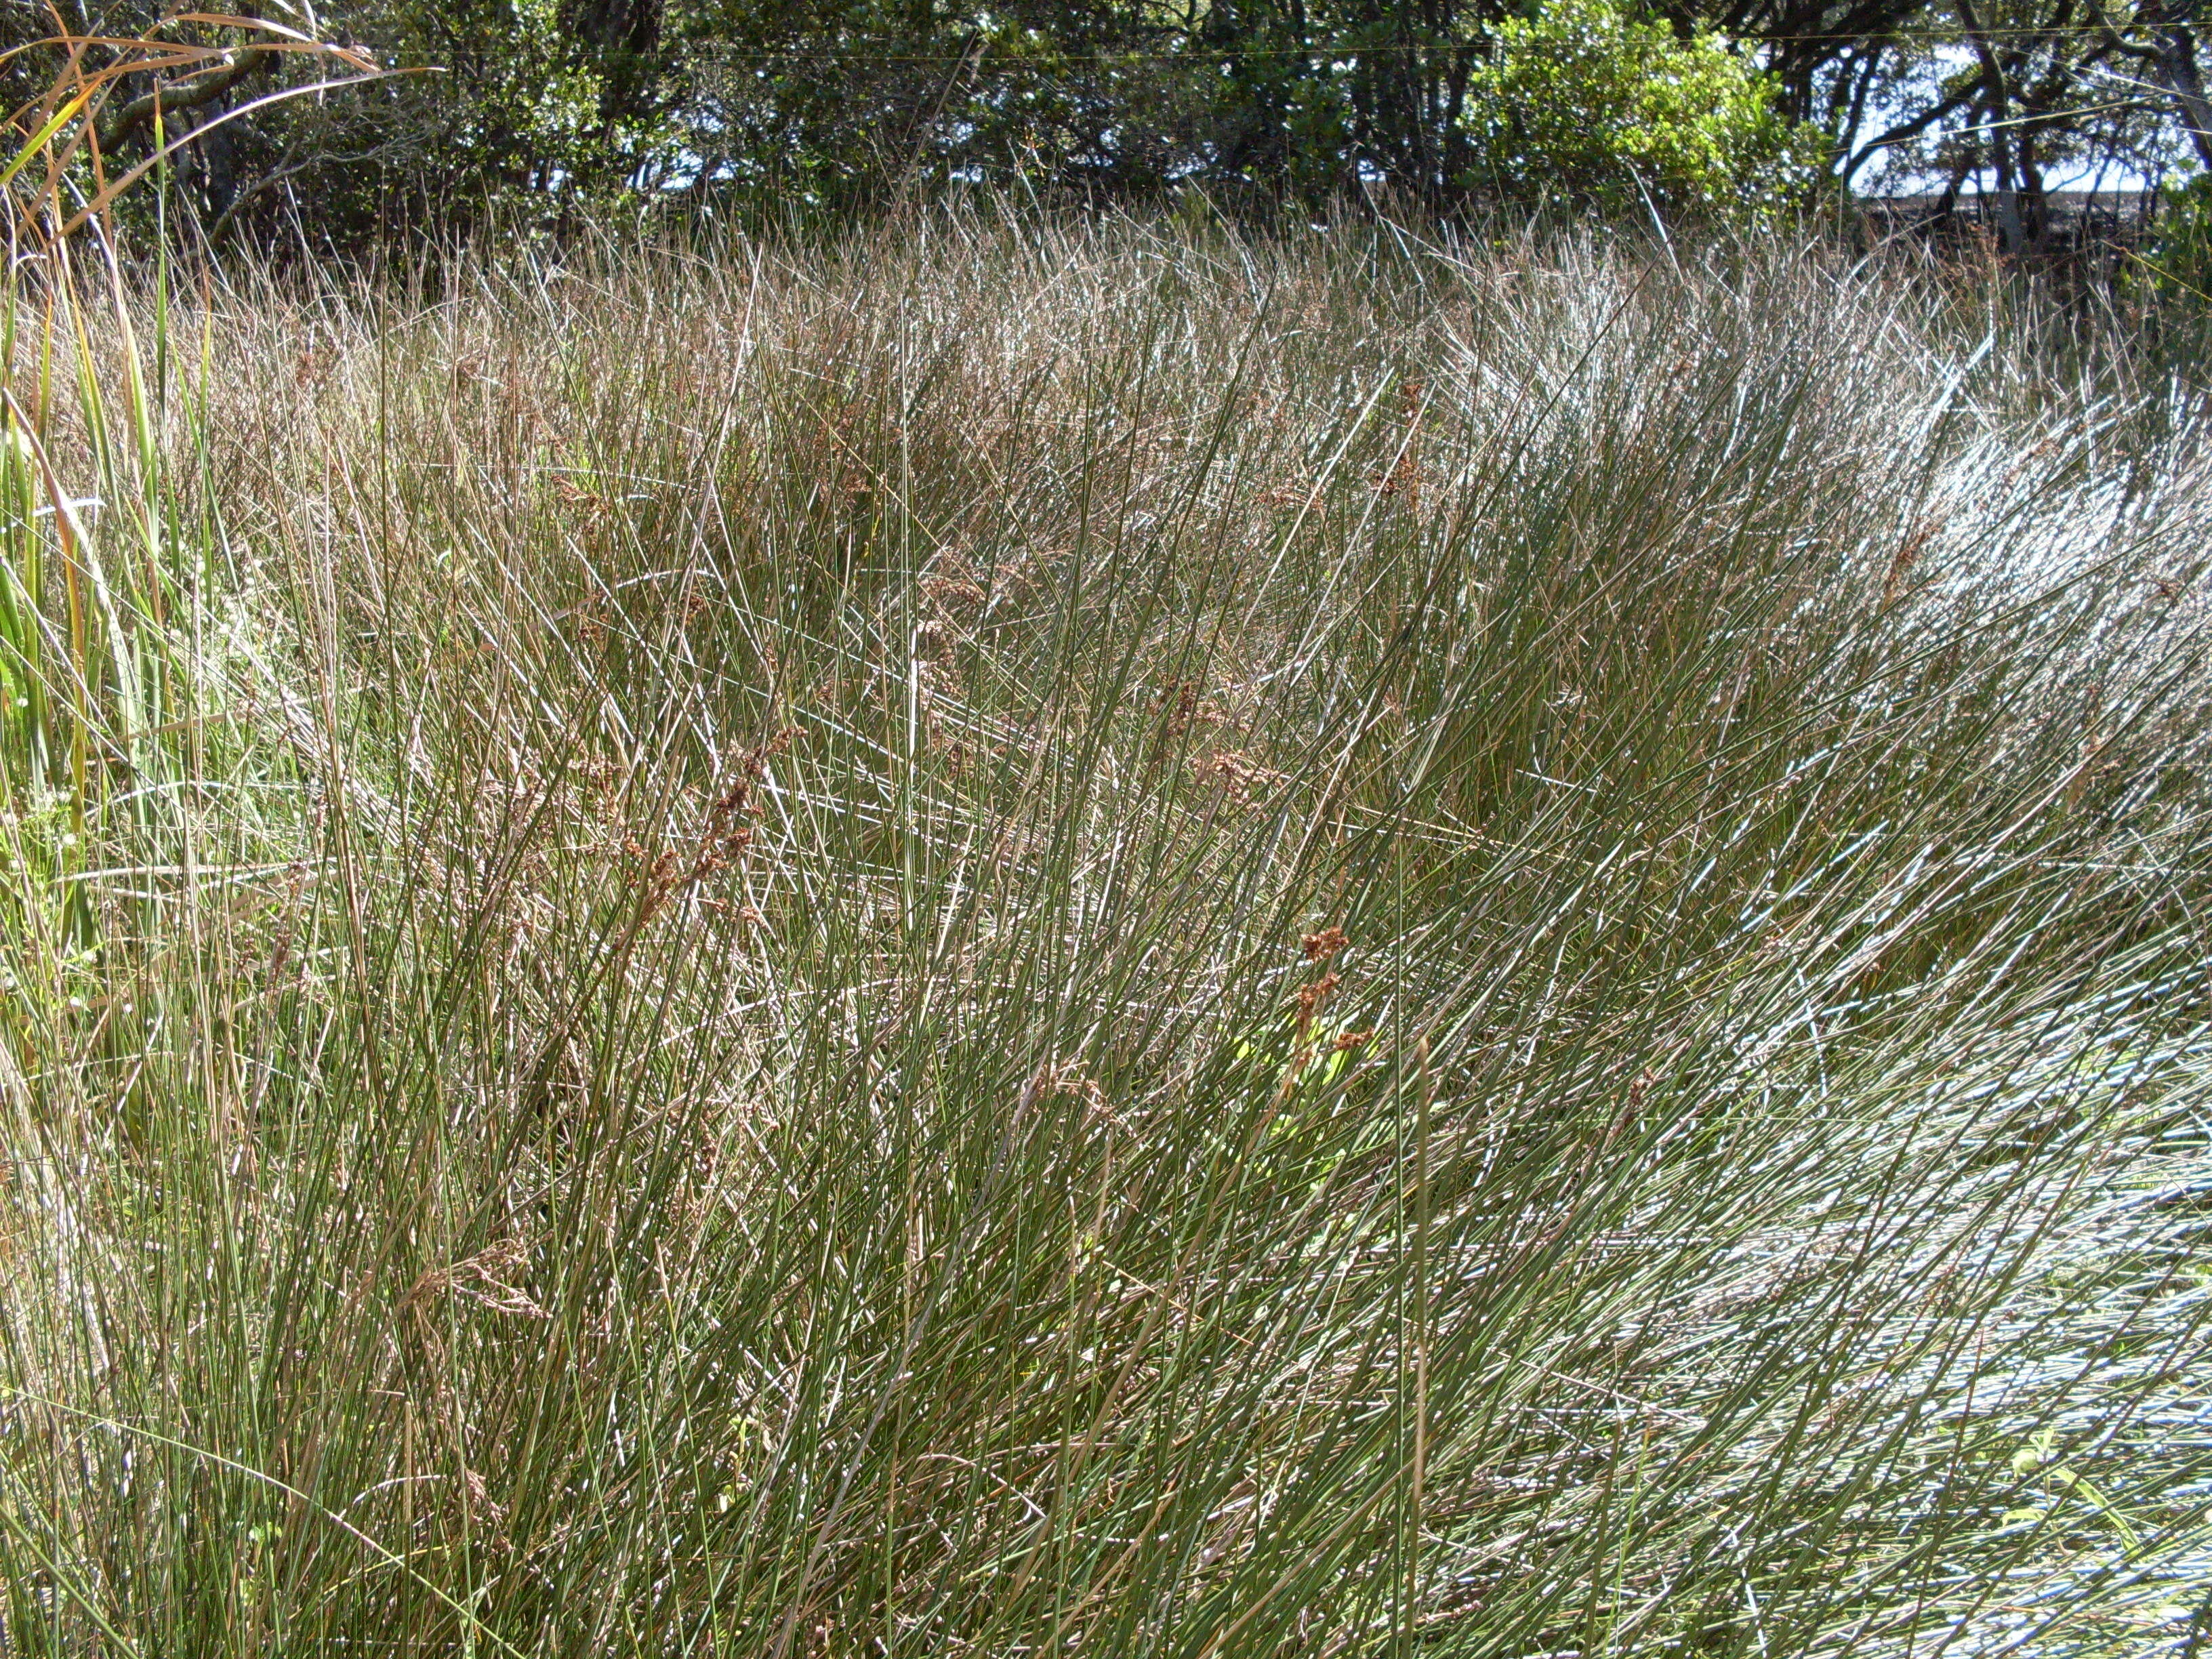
[{"x1": 2144, "y1": 0, "x2": 2212, "y2": 169}]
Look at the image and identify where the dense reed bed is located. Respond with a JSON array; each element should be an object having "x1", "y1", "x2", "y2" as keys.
[{"x1": 2, "y1": 210, "x2": 2209, "y2": 1655}]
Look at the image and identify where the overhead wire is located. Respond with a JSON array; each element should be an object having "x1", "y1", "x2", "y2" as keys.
[{"x1": 661, "y1": 21, "x2": 2212, "y2": 65}]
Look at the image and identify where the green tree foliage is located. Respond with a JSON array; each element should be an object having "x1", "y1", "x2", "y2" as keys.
[
  {"x1": 5, "y1": 0, "x2": 2211, "y2": 244},
  {"x1": 2, "y1": 0, "x2": 627, "y2": 243},
  {"x1": 2142, "y1": 167, "x2": 2212, "y2": 295},
  {"x1": 1463, "y1": 0, "x2": 1824, "y2": 215}
]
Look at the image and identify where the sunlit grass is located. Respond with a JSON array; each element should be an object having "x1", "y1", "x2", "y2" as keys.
[{"x1": 0, "y1": 203, "x2": 2208, "y2": 1656}]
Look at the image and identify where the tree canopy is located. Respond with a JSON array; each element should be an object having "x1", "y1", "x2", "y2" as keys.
[{"x1": 5, "y1": 0, "x2": 2209, "y2": 246}]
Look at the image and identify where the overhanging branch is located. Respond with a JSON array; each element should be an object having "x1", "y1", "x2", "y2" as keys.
[{"x1": 96, "y1": 47, "x2": 274, "y2": 155}]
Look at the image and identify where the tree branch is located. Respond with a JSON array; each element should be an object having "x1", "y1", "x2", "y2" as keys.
[
  {"x1": 1843, "y1": 85, "x2": 1976, "y2": 182},
  {"x1": 96, "y1": 47, "x2": 272, "y2": 155}
]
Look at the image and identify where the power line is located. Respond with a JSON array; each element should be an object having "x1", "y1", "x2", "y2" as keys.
[
  {"x1": 665, "y1": 22, "x2": 2212, "y2": 65},
  {"x1": 13, "y1": 20, "x2": 2211, "y2": 76}
]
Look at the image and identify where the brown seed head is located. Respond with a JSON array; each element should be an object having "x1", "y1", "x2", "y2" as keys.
[
  {"x1": 1301, "y1": 926, "x2": 1348, "y2": 963},
  {"x1": 1294, "y1": 970, "x2": 1341, "y2": 1036}
]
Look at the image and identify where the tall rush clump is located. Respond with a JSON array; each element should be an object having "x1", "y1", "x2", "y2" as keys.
[
  {"x1": 1, "y1": 24, "x2": 379, "y2": 1641},
  {"x1": 1, "y1": 23, "x2": 370, "y2": 943},
  {"x1": 0, "y1": 197, "x2": 2210, "y2": 1655}
]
